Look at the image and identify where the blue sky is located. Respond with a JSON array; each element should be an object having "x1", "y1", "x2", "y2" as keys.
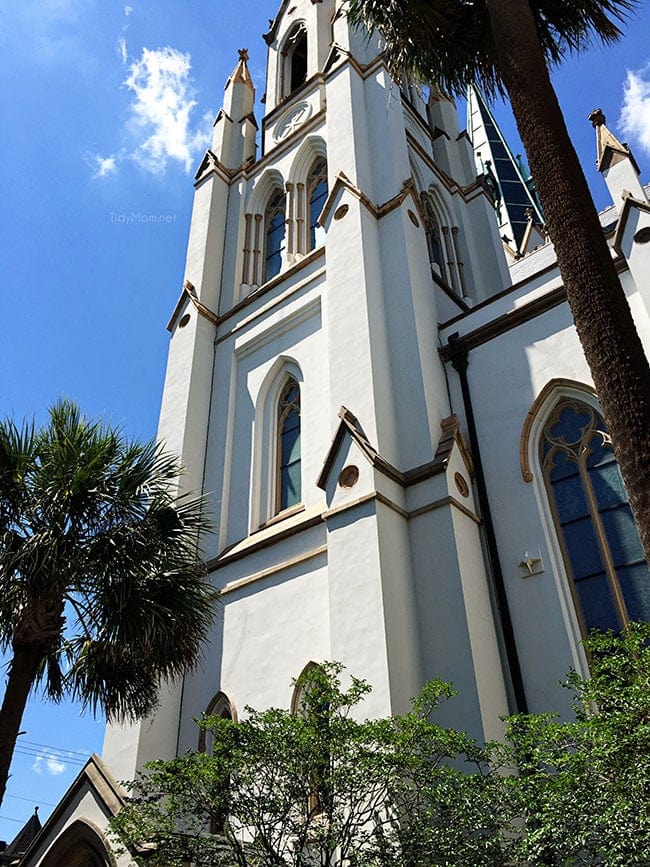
[{"x1": 1, "y1": 0, "x2": 650, "y2": 847}]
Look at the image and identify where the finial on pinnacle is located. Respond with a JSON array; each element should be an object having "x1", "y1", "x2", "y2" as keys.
[
  {"x1": 238, "y1": 48, "x2": 249, "y2": 63},
  {"x1": 589, "y1": 108, "x2": 606, "y2": 128}
]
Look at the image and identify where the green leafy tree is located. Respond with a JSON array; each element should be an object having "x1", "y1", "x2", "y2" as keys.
[
  {"x1": 368, "y1": 681, "x2": 507, "y2": 867},
  {"x1": 0, "y1": 400, "x2": 218, "y2": 809},
  {"x1": 345, "y1": 0, "x2": 650, "y2": 561},
  {"x1": 111, "y1": 629, "x2": 650, "y2": 866},
  {"x1": 111, "y1": 663, "x2": 497, "y2": 866},
  {"x1": 493, "y1": 623, "x2": 650, "y2": 866}
]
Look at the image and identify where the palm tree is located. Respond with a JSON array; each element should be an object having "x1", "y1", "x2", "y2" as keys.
[
  {"x1": 0, "y1": 400, "x2": 218, "y2": 809},
  {"x1": 346, "y1": 0, "x2": 650, "y2": 561}
]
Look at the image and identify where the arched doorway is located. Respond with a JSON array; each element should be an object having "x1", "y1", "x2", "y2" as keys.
[{"x1": 40, "y1": 820, "x2": 112, "y2": 867}]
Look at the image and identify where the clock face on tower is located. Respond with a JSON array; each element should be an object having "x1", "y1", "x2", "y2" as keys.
[{"x1": 274, "y1": 101, "x2": 313, "y2": 142}]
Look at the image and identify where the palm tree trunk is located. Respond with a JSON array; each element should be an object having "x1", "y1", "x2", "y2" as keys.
[
  {"x1": 485, "y1": 0, "x2": 650, "y2": 562},
  {"x1": 0, "y1": 642, "x2": 43, "y2": 809}
]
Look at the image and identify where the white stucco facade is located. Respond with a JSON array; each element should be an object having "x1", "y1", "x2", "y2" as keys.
[{"x1": 21, "y1": 1, "x2": 650, "y2": 863}]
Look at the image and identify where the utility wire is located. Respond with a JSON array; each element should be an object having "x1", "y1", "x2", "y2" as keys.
[
  {"x1": 5, "y1": 794, "x2": 56, "y2": 808},
  {"x1": 20, "y1": 739, "x2": 90, "y2": 759},
  {"x1": 13, "y1": 747, "x2": 86, "y2": 767},
  {"x1": 14, "y1": 744, "x2": 86, "y2": 759}
]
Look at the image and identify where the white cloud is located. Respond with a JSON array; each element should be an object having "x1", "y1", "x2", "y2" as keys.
[
  {"x1": 619, "y1": 64, "x2": 650, "y2": 155},
  {"x1": 47, "y1": 756, "x2": 66, "y2": 775},
  {"x1": 87, "y1": 45, "x2": 210, "y2": 179},
  {"x1": 124, "y1": 4, "x2": 133, "y2": 16},
  {"x1": 32, "y1": 754, "x2": 67, "y2": 776},
  {"x1": 89, "y1": 153, "x2": 119, "y2": 178},
  {"x1": 122, "y1": 46, "x2": 210, "y2": 173}
]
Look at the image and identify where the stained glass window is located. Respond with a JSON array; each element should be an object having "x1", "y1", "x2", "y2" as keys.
[
  {"x1": 541, "y1": 399, "x2": 650, "y2": 634},
  {"x1": 264, "y1": 189, "x2": 286, "y2": 282},
  {"x1": 308, "y1": 159, "x2": 328, "y2": 250},
  {"x1": 277, "y1": 379, "x2": 301, "y2": 512}
]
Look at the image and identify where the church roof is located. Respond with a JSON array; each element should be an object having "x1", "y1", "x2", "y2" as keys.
[
  {"x1": 467, "y1": 85, "x2": 545, "y2": 253},
  {"x1": 18, "y1": 755, "x2": 126, "y2": 866},
  {"x1": 1, "y1": 809, "x2": 41, "y2": 863}
]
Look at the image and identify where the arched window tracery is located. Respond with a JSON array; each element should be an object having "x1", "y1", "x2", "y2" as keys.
[
  {"x1": 420, "y1": 190, "x2": 468, "y2": 298},
  {"x1": 198, "y1": 692, "x2": 236, "y2": 754},
  {"x1": 280, "y1": 24, "x2": 308, "y2": 100},
  {"x1": 277, "y1": 378, "x2": 301, "y2": 513},
  {"x1": 307, "y1": 158, "x2": 328, "y2": 251},
  {"x1": 290, "y1": 29, "x2": 308, "y2": 93},
  {"x1": 41, "y1": 820, "x2": 111, "y2": 867},
  {"x1": 541, "y1": 398, "x2": 650, "y2": 635},
  {"x1": 291, "y1": 662, "x2": 328, "y2": 818},
  {"x1": 422, "y1": 193, "x2": 445, "y2": 276}
]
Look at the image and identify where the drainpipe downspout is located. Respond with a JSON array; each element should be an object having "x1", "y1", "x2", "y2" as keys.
[{"x1": 446, "y1": 333, "x2": 529, "y2": 715}]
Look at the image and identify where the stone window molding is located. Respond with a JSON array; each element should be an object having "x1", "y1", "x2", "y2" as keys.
[
  {"x1": 250, "y1": 357, "x2": 304, "y2": 530},
  {"x1": 286, "y1": 135, "x2": 328, "y2": 263},
  {"x1": 420, "y1": 188, "x2": 467, "y2": 298},
  {"x1": 279, "y1": 22, "x2": 309, "y2": 103},
  {"x1": 539, "y1": 396, "x2": 649, "y2": 637},
  {"x1": 241, "y1": 170, "x2": 287, "y2": 292},
  {"x1": 198, "y1": 690, "x2": 237, "y2": 753}
]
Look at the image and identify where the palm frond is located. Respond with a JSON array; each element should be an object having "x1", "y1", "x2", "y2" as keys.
[
  {"x1": 0, "y1": 399, "x2": 218, "y2": 721},
  {"x1": 345, "y1": 0, "x2": 638, "y2": 97}
]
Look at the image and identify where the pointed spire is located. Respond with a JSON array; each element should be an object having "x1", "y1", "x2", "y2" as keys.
[
  {"x1": 589, "y1": 108, "x2": 646, "y2": 209},
  {"x1": 589, "y1": 108, "x2": 639, "y2": 173},
  {"x1": 1, "y1": 806, "x2": 41, "y2": 862},
  {"x1": 229, "y1": 48, "x2": 254, "y2": 91},
  {"x1": 212, "y1": 49, "x2": 257, "y2": 170},
  {"x1": 468, "y1": 84, "x2": 545, "y2": 255},
  {"x1": 223, "y1": 48, "x2": 255, "y2": 111}
]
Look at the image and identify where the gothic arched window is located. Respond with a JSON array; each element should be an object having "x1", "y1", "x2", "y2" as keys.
[
  {"x1": 277, "y1": 378, "x2": 301, "y2": 512},
  {"x1": 198, "y1": 692, "x2": 236, "y2": 754},
  {"x1": 541, "y1": 399, "x2": 650, "y2": 635},
  {"x1": 291, "y1": 662, "x2": 328, "y2": 818},
  {"x1": 198, "y1": 692, "x2": 236, "y2": 835},
  {"x1": 288, "y1": 27, "x2": 308, "y2": 95},
  {"x1": 264, "y1": 189, "x2": 286, "y2": 282},
  {"x1": 307, "y1": 158, "x2": 328, "y2": 251},
  {"x1": 422, "y1": 193, "x2": 445, "y2": 277}
]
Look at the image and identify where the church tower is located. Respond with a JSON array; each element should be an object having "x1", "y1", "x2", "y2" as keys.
[
  {"x1": 19, "y1": 6, "x2": 650, "y2": 866},
  {"x1": 103, "y1": 0, "x2": 519, "y2": 784}
]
